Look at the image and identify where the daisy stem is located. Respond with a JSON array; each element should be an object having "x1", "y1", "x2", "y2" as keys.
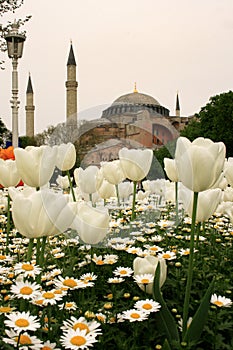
[
  {"x1": 16, "y1": 330, "x2": 23, "y2": 350},
  {"x1": 131, "y1": 181, "x2": 137, "y2": 220},
  {"x1": 66, "y1": 170, "x2": 76, "y2": 202},
  {"x1": 182, "y1": 191, "x2": 199, "y2": 338},
  {"x1": 6, "y1": 192, "x2": 11, "y2": 254},
  {"x1": 27, "y1": 238, "x2": 34, "y2": 261}
]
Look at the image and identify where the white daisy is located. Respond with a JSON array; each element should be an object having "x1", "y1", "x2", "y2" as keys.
[
  {"x1": 80, "y1": 272, "x2": 97, "y2": 283},
  {"x1": 157, "y1": 251, "x2": 177, "y2": 260},
  {"x1": 14, "y1": 262, "x2": 42, "y2": 279},
  {"x1": 54, "y1": 276, "x2": 86, "y2": 290},
  {"x1": 41, "y1": 340, "x2": 61, "y2": 350},
  {"x1": 103, "y1": 254, "x2": 118, "y2": 264},
  {"x1": 134, "y1": 299, "x2": 161, "y2": 313},
  {"x1": 113, "y1": 266, "x2": 134, "y2": 277},
  {"x1": 122, "y1": 309, "x2": 149, "y2": 322},
  {"x1": 108, "y1": 277, "x2": 124, "y2": 284},
  {"x1": 133, "y1": 274, "x2": 154, "y2": 285},
  {"x1": 10, "y1": 280, "x2": 41, "y2": 300},
  {"x1": 61, "y1": 316, "x2": 102, "y2": 335},
  {"x1": 60, "y1": 328, "x2": 98, "y2": 349},
  {"x1": 3, "y1": 329, "x2": 43, "y2": 349},
  {"x1": 39, "y1": 289, "x2": 64, "y2": 305},
  {"x1": 211, "y1": 294, "x2": 232, "y2": 307},
  {"x1": 4, "y1": 311, "x2": 40, "y2": 332},
  {"x1": 59, "y1": 301, "x2": 78, "y2": 311}
]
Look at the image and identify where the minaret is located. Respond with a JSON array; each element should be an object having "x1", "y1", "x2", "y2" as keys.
[
  {"x1": 25, "y1": 73, "x2": 35, "y2": 137},
  {"x1": 175, "y1": 92, "x2": 180, "y2": 117},
  {"x1": 65, "y1": 42, "x2": 78, "y2": 126}
]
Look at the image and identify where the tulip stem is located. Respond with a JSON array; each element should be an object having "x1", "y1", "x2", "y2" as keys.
[
  {"x1": 36, "y1": 238, "x2": 41, "y2": 265},
  {"x1": 27, "y1": 238, "x2": 34, "y2": 261},
  {"x1": 6, "y1": 193, "x2": 11, "y2": 254},
  {"x1": 175, "y1": 181, "x2": 179, "y2": 228},
  {"x1": 115, "y1": 184, "x2": 120, "y2": 207},
  {"x1": 66, "y1": 170, "x2": 76, "y2": 202},
  {"x1": 131, "y1": 181, "x2": 137, "y2": 220},
  {"x1": 182, "y1": 191, "x2": 199, "y2": 338},
  {"x1": 39, "y1": 236, "x2": 47, "y2": 266}
]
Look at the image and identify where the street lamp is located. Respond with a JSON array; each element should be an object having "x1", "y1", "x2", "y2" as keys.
[{"x1": 5, "y1": 22, "x2": 26, "y2": 148}]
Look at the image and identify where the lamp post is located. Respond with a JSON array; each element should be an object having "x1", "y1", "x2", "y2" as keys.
[{"x1": 5, "y1": 22, "x2": 26, "y2": 148}]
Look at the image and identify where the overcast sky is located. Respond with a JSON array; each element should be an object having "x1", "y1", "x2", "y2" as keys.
[{"x1": 1, "y1": 0, "x2": 233, "y2": 134}]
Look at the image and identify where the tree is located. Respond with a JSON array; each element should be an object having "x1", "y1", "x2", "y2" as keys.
[
  {"x1": 0, "y1": 116, "x2": 11, "y2": 146},
  {"x1": 181, "y1": 91, "x2": 233, "y2": 156},
  {"x1": 0, "y1": 1, "x2": 31, "y2": 68}
]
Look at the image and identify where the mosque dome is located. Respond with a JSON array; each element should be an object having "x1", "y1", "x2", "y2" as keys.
[
  {"x1": 102, "y1": 84, "x2": 169, "y2": 118},
  {"x1": 113, "y1": 91, "x2": 160, "y2": 106}
]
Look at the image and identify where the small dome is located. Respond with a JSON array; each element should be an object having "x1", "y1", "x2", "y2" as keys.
[{"x1": 112, "y1": 91, "x2": 160, "y2": 106}]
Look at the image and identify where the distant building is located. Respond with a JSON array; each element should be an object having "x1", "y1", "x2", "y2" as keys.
[{"x1": 25, "y1": 44, "x2": 195, "y2": 166}]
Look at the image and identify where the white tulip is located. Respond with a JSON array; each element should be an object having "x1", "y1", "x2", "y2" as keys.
[
  {"x1": 9, "y1": 188, "x2": 74, "y2": 238},
  {"x1": 224, "y1": 157, "x2": 233, "y2": 187},
  {"x1": 179, "y1": 185, "x2": 222, "y2": 222},
  {"x1": 221, "y1": 186, "x2": 233, "y2": 202},
  {"x1": 55, "y1": 143, "x2": 76, "y2": 171},
  {"x1": 69, "y1": 202, "x2": 109, "y2": 244},
  {"x1": 118, "y1": 181, "x2": 133, "y2": 200},
  {"x1": 119, "y1": 148, "x2": 153, "y2": 182},
  {"x1": 100, "y1": 160, "x2": 126, "y2": 185},
  {"x1": 175, "y1": 137, "x2": 226, "y2": 192},
  {"x1": 14, "y1": 146, "x2": 57, "y2": 188},
  {"x1": 133, "y1": 256, "x2": 167, "y2": 294},
  {"x1": 56, "y1": 175, "x2": 70, "y2": 189},
  {"x1": 74, "y1": 166, "x2": 100, "y2": 194},
  {"x1": 0, "y1": 159, "x2": 21, "y2": 187},
  {"x1": 98, "y1": 179, "x2": 116, "y2": 200},
  {"x1": 164, "y1": 158, "x2": 179, "y2": 182}
]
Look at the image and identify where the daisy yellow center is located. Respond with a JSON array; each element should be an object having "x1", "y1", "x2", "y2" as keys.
[
  {"x1": 97, "y1": 315, "x2": 105, "y2": 322},
  {"x1": 15, "y1": 335, "x2": 32, "y2": 345},
  {"x1": 141, "y1": 278, "x2": 149, "y2": 284},
  {"x1": 120, "y1": 270, "x2": 127, "y2": 274},
  {"x1": 163, "y1": 254, "x2": 171, "y2": 259},
  {"x1": 42, "y1": 347, "x2": 52, "y2": 350},
  {"x1": 63, "y1": 279, "x2": 77, "y2": 288},
  {"x1": 0, "y1": 306, "x2": 12, "y2": 312},
  {"x1": 22, "y1": 264, "x2": 34, "y2": 271},
  {"x1": 20, "y1": 286, "x2": 33, "y2": 295},
  {"x1": 15, "y1": 318, "x2": 30, "y2": 327},
  {"x1": 214, "y1": 300, "x2": 223, "y2": 307},
  {"x1": 66, "y1": 303, "x2": 74, "y2": 308},
  {"x1": 43, "y1": 292, "x2": 55, "y2": 299},
  {"x1": 0, "y1": 255, "x2": 6, "y2": 260},
  {"x1": 70, "y1": 335, "x2": 86, "y2": 346},
  {"x1": 131, "y1": 250, "x2": 137, "y2": 254},
  {"x1": 54, "y1": 289, "x2": 62, "y2": 294},
  {"x1": 184, "y1": 251, "x2": 190, "y2": 255},
  {"x1": 150, "y1": 247, "x2": 158, "y2": 251},
  {"x1": 130, "y1": 312, "x2": 140, "y2": 319},
  {"x1": 143, "y1": 303, "x2": 152, "y2": 310},
  {"x1": 73, "y1": 322, "x2": 90, "y2": 333},
  {"x1": 96, "y1": 260, "x2": 104, "y2": 265},
  {"x1": 35, "y1": 299, "x2": 43, "y2": 305}
]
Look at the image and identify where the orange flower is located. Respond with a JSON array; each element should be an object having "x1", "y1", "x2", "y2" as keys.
[{"x1": 0, "y1": 146, "x2": 15, "y2": 160}]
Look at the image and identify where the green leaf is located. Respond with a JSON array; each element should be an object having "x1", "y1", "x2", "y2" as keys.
[
  {"x1": 162, "y1": 339, "x2": 172, "y2": 350},
  {"x1": 152, "y1": 262, "x2": 180, "y2": 344},
  {"x1": 184, "y1": 277, "x2": 215, "y2": 343}
]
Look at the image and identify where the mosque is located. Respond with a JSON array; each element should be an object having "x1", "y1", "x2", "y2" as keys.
[{"x1": 25, "y1": 44, "x2": 194, "y2": 166}]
